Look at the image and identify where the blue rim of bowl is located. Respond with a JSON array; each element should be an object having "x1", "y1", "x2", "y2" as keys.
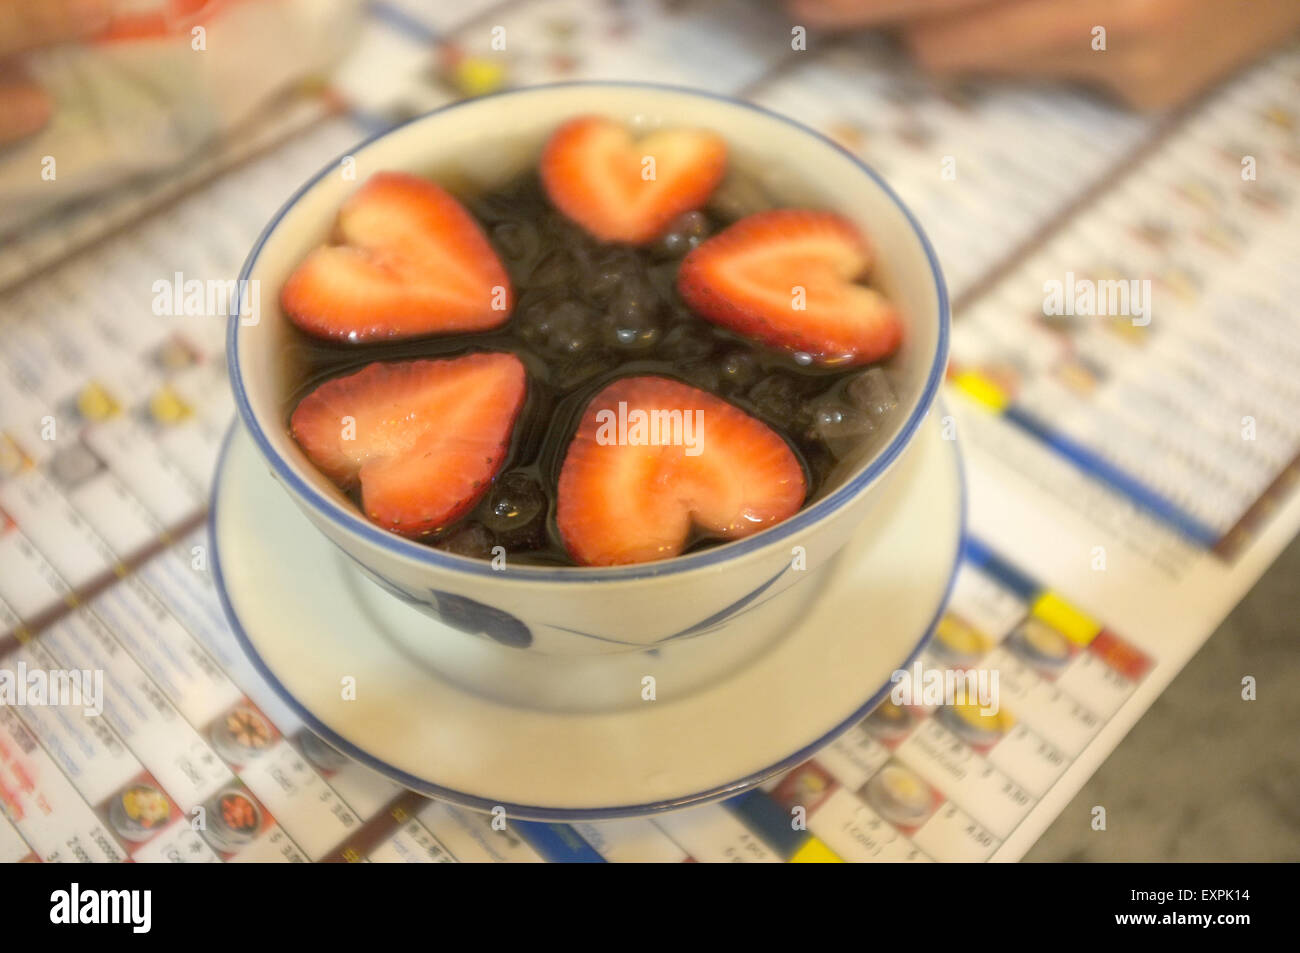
[
  {"x1": 226, "y1": 80, "x2": 951, "y2": 583},
  {"x1": 209, "y1": 411, "x2": 967, "y2": 820}
]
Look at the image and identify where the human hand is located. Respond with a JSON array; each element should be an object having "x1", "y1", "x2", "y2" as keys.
[
  {"x1": 787, "y1": 0, "x2": 1300, "y2": 110},
  {"x1": 0, "y1": 0, "x2": 112, "y2": 145}
]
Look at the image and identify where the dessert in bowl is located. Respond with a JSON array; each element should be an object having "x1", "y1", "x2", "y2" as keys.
[{"x1": 228, "y1": 82, "x2": 949, "y2": 656}]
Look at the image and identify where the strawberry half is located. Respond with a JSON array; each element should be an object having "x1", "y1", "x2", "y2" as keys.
[
  {"x1": 540, "y1": 116, "x2": 727, "y2": 245},
  {"x1": 290, "y1": 352, "x2": 526, "y2": 538},
  {"x1": 281, "y1": 172, "x2": 512, "y2": 342},
  {"x1": 677, "y1": 209, "x2": 903, "y2": 366},
  {"x1": 556, "y1": 376, "x2": 806, "y2": 566}
]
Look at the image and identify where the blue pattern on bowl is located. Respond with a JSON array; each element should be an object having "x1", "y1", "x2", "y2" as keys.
[{"x1": 347, "y1": 557, "x2": 534, "y2": 647}]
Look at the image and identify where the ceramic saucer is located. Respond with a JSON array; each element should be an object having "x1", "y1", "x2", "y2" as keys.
[{"x1": 211, "y1": 411, "x2": 964, "y2": 819}]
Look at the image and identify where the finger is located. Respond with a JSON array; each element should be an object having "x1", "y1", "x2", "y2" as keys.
[
  {"x1": 1124, "y1": 0, "x2": 1300, "y2": 109},
  {"x1": 917, "y1": 41, "x2": 1139, "y2": 105},
  {"x1": 903, "y1": 0, "x2": 1155, "y2": 72},
  {"x1": 0, "y1": 80, "x2": 52, "y2": 144},
  {"x1": 906, "y1": 0, "x2": 1300, "y2": 110},
  {"x1": 1000, "y1": 45, "x2": 1233, "y2": 112},
  {"x1": 900, "y1": 16, "x2": 1168, "y2": 110},
  {"x1": 0, "y1": 0, "x2": 113, "y2": 59},
  {"x1": 786, "y1": 0, "x2": 993, "y2": 28},
  {"x1": 919, "y1": 45, "x2": 1109, "y2": 82}
]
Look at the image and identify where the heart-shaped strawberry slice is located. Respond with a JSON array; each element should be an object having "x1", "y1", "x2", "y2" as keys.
[
  {"x1": 290, "y1": 352, "x2": 526, "y2": 538},
  {"x1": 556, "y1": 376, "x2": 806, "y2": 566},
  {"x1": 281, "y1": 172, "x2": 513, "y2": 342},
  {"x1": 540, "y1": 116, "x2": 727, "y2": 244},
  {"x1": 678, "y1": 209, "x2": 903, "y2": 366}
]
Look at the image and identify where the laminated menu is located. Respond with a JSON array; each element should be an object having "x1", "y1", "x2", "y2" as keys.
[{"x1": 1, "y1": 0, "x2": 1297, "y2": 862}]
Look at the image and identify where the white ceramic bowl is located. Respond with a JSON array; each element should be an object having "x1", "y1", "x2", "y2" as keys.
[{"x1": 227, "y1": 82, "x2": 949, "y2": 656}]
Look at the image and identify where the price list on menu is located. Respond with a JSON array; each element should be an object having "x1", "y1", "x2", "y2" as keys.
[
  {"x1": 0, "y1": 0, "x2": 1295, "y2": 862},
  {"x1": 0, "y1": 489, "x2": 1158, "y2": 864},
  {"x1": 740, "y1": 538, "x2": 1150, "y2": 863},
  {"x1": 948, "y1": 49, "x2": 1300, "y2": 557}
]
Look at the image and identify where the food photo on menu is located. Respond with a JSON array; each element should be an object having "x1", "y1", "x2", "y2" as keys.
[{"x1": 0, "y1": 0, "x2": 1295, "y2": 922}]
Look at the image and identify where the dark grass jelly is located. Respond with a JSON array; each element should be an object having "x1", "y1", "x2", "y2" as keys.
[{"x1": 281, "y1": 172, "x2": 899, "y2": 565}]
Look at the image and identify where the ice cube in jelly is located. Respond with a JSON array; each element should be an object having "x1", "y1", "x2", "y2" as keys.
[
  {"x1": 846, "y1": 367, "x2": 899, "y2": 422},
  {"x1": 814, "y1": 367, "x2": 900, "y2": 459}
]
